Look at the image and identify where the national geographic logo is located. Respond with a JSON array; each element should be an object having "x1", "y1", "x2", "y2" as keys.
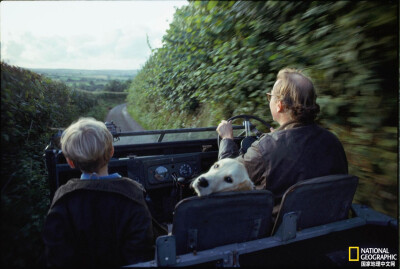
[
  {"x1": 349, "y1": 247, "x2": 397, "y2": 267},
  {"x1": 349, "y1": 247, "x2": 359, "y2": 261}
]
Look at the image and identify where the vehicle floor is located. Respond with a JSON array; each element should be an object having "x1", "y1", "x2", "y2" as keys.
[
  {"x1": 175, "y1": 224, "x2": 397, "y2": 268},
  {"x1": 239, "y1": 224, "x2": 398, "y2": 268}
]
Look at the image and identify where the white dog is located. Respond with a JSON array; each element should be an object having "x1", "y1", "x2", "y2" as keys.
[{"x1": 191, "y1": 158, "x2": 254, "y2": 196}]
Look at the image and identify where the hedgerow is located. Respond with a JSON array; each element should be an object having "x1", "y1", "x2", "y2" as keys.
[
  {"x1": 0, "y1": 62, "x2": 126, "y2": 267},
  {"x1": 127, "y1": 1, "x2": 397, "y2": 216}
]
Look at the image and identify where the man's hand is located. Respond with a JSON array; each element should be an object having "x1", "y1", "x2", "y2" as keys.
[{"x1": 216, "y1": 120, "x2": 234, "y2": 139}]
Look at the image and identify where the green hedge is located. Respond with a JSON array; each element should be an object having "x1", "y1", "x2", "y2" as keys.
[
  {"x1": 127, "y1": 1, "x2": 397, "y2": 216},
  {"x1": 0, "y1": 62, "x2": 127, "y2": 267},
  {"x1": 74, "y1": 90, "x2": 128, "y2": 120}
]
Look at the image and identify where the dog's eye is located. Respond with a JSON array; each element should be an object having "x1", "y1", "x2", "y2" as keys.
[
  {"x1": 224, "y1": 176, "x2": 233, "y2": 183},
  {"x1": 214, "y1": 164, "x2": 219, "y2": 169}
]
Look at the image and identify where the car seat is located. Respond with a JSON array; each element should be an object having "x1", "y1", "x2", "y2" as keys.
[
  {"x1": 172, "y1": 190, "x2": 274, "y2": 255},
  {"x1": 272, "y1": 174, "x2": 359, "y2": 235}
]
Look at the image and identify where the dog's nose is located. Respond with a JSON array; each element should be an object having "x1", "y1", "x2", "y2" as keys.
[{"x1": 198, "y1": 177, "x2": 209, "y2": 188}]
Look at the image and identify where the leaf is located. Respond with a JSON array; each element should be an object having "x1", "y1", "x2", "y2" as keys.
[{"x1": 207, "y1": 1, "x2": 218, "y2": 11}]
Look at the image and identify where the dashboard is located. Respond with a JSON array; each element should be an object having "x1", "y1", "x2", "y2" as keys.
[{"x1": 127, "y1": 152, "x2": 201, "y2": 189}]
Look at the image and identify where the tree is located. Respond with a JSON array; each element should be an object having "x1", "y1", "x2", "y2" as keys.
[{"x1": 104, "y1": 80, "x2": 129, "y2": 92}]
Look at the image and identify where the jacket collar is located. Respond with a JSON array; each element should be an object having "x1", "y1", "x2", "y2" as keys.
[
  {"x1": 277, "y1": 121, "x2": 311, "y2": 131},
  {"x1": 50, "y1": 177, "x2": 145, "y2": 209}
]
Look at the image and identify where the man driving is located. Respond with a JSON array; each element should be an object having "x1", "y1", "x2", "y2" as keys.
[{"x1": 216, "y1": 68, "x2": 348, "y2": 200}]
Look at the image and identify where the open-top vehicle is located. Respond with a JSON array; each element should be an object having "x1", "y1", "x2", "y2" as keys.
[{"x1": 44, "y1": 115, "x2": 398, "y2": 268}]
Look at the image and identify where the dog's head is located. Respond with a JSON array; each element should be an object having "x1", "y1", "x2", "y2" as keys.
[{"x1": 191, "y1": 158, "x2": 254, "y2": 196}]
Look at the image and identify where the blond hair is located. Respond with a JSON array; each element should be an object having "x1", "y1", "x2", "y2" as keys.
[
  {"x1": 275, "y1": 68, "x2": 320, "y2": 123},
  {"x1": 61, "y1": 117, "x2": 113, "y2": 173}
]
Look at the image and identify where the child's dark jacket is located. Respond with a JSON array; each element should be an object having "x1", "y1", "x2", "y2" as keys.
[{"x1": 43, "y1": 177, "x2": 154, "y2": 268}]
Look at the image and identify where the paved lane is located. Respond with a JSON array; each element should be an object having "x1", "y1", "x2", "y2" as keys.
[{"x1": 105, "y1": 104, "x2": 156, "y2": 144}]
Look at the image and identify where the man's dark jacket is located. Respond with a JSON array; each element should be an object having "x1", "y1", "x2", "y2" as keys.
[
  {"x1": 42, "y1": 177, "x2": 155, "y2": 268},
  {"x1": 219, "y1": 122, "x2": 348, "y2": 198}
]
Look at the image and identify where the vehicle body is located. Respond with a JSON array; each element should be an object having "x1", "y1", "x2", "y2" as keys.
[{"x1": 44, "y1": 118, "x2": 398, "y2": 268}]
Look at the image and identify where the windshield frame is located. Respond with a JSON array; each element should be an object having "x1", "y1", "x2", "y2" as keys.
[{"x1": 112, "y1": 125, "x2": 246, "y2": 145}]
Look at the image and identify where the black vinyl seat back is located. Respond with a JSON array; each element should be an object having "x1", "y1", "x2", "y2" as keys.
[
  {"x1": 272, "y1": 174, "x2": 359, "y2": 234},
  {"x1": 172, "y1": 190, "x2": 274, "y2": 255}
]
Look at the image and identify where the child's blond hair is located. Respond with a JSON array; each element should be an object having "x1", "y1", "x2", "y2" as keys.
[{"x1": 61, "y1": 117, "x2": 113, "y2": 173}]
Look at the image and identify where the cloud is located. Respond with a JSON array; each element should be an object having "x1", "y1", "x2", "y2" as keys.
[
  {"x1": 2, "y1": 28, "x2": 155, "y2": 69},
  {"x1": 3, "y1": 32, "x2": 68, "y2": 67},
  {"x1": 4, "y1": 40, "x2": 24, "y2": 60},
  {"x1": 1, "y1": 1, "x2": 188, "y2": 69}
]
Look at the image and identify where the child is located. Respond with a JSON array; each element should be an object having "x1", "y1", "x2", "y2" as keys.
[{"x1": 43, "y1": 117, "x2": 155, "y2": 268}]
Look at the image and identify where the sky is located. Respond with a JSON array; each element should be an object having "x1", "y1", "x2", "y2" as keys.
[{"x1": 0, "y1": 0, "x2": 188, "y2": 70}]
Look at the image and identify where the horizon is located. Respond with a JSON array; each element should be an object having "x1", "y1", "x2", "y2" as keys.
[{"x1": 28, "y1": 66, "x2": 140, "y2": 72}]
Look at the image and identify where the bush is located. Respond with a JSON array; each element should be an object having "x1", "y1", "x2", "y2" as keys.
[
  {"x1": 0, "y1": 62, "x2": 127, "y2": 267},
  {"x1": 127, "y1": 1, "x2": 397, "y2": 216}
]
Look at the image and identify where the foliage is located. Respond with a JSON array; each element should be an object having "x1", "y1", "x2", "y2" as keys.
[
  {"x1": 104, "y1": 79, "x2": 132, "y2": 92},
  {"x1": 0, "y1": 62, "x2": 127, "y2": 267},
  {"x1": 75, "y1": 90, "x2": 128, "y2": 120},
  {"x1": 127, "y1": 1, "x2": 397, "y2": 216}
]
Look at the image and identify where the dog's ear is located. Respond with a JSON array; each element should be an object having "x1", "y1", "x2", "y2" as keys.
[
  {"x1": 235, "y1": 179, "x2": 254, "y2": 191},
  {"x1": 245, "y1": 180, "x2": 255, "y2": 190}
]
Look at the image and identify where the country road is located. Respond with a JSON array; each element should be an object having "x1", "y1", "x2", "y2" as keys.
[
  {"x1": 105, "y1": 103, "x2": 144, "y2": 132},
  {"x1": 105, "y1": 103, "x2": 155, "y2": 144},
  {"x1": 105, "y1": 103, "x2": 217, "y2": 144}
]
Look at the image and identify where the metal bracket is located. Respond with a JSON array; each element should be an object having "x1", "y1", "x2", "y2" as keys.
[
  {"x1": 105, "y1": 121, "x2": 121, "y2": 141},
  {"x1": 156, "y1": 235, "x2": 177, "y2": 266},
  {"x1": 188, "y1": 229, "x2": 198, "y2": 253},
  {"x1": 221, "y1": 250, "x2": 240, "y2": 267},
  {"x1": 276, "y1": 212, "x2": 298, "y2": 241}
]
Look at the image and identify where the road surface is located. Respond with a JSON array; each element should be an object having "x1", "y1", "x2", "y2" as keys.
[
  {"x1": 105, "y1": 103, "x2": 144, "y2": 132},
  {"x1": 105, "y1": 103, "x2": 155, "y2": 144}
]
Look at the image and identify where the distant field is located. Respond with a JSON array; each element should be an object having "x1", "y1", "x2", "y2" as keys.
[{"x1": 30, "y1": 68, "x2": 138, "y2": 91}]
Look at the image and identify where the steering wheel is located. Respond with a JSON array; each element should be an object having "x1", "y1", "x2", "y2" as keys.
[{"x1": 217, "y1": 114, "x2": 272, "y2": 154}]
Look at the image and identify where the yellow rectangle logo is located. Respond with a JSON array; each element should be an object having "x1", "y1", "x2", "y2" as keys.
[{"x1": 349, "y1": 246, "x2": 359, "y2": 261}]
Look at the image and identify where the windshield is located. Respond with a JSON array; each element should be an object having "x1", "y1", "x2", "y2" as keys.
[{"x1": 113, "y1": 126, "x2": 246, "y2": 145}]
